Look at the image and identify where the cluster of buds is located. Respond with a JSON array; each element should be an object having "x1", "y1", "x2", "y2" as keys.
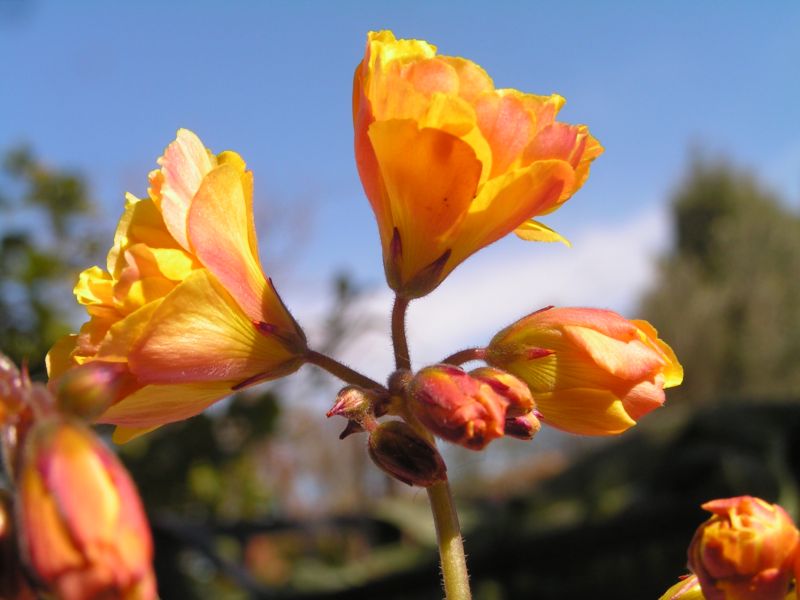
[
  {"x1": 326, "y1": 305, "x2": 682, "y2": 488},
  {"x1": 0, "y1": 353, "x2": 157, "y2": 599},
  {"x1": 661, "y1": 495, "x2": 800, "y2": 600}
]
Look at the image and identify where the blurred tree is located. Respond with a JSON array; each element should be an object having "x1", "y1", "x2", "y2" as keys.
[
  {"x1": 0, "y1": 146, "x2": 100, "y2": 379},
  {"x1": 640, "y1": 158, "x2": 800, "y2": 405}
]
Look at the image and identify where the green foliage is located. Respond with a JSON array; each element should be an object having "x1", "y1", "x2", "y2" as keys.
[
  {"x1": 0, "y1": 146, "x2": 99, "y2": 378},
  {"x1": 641, "y1": 159, "x2": 800, "y2": 405}
]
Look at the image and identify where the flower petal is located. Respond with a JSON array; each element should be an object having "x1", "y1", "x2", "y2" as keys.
[
  {"x1": 98, "y1": 382, "x2": 233, "y2": 429},
  {"x1": 367, "y1": 119, "x2": 482, "y2": 282},
  {"x1": 128, "y1": 269, "x2": 298, "y2": 384},
  {"x1": 186, "y1": 163, "x2": 273, "y2": 323},
  {"x1": 157, "y1": 129, "x2": 215, "y2": 251},
  {"x1": 514, "y1": 219, "x2": 571, "y2": 246},
  {"x1": 562, "y1": 324, "x2": 666, "y2": 381},
  {"x1": 535, "y1": 388, "x2": 637, "y2": 435}
]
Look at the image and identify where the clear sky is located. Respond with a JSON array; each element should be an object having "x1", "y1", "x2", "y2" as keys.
[{"x1": 2, "y1": 0, "x2": 799, "y2": 368}]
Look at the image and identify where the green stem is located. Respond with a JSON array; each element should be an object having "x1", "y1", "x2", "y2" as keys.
[
  {"x1": 441, "y1": 347, "x2": 487, "y2": 366},
  {"x1": 305, "y1": 350, "x2": 385, "y2": 391},
  {"x1": 391, "y1": 294, "x2": 471, "y2": 598},
  {"x1": 391, "y1": 295, "x2": 411, "y2": 371},
  {"x1": 428, "y1": 480, "x2": 472, "y2": 600}
]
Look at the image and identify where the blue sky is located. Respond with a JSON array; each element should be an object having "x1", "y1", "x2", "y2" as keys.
[{"x1": 2, "y1": 0, "x2": 799, "y2": 337}]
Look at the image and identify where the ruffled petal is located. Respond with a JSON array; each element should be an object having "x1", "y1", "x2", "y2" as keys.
[{"x1": 157, "y1": 129, "x2": 215, "y2": 250}]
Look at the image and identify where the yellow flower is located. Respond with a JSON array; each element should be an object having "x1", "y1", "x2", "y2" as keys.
[
  {"x1": 688, "y1": 496, "x2": 800, "y2": 600},
  {"x1": 17, "y1": 418, "x2": 156, "y2": 600},
  {"x1": 486, "y1": 307, "x2": 682, "y2": 435},
  {"x1": 48, "y1": 130, "x2": 306, "y2": 441},
  {"x1": 353, "y1": 30, "x2": 603, "y2": 298}
]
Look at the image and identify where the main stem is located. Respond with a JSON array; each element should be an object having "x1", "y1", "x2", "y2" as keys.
[
  {"x1": 428, "y1": 481, "x2": 472, "y2": 600},
  {"x1": 391, "y1": 294, "x2": 471, "y2": 600}
]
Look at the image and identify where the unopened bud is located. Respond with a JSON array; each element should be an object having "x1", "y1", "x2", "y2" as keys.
[
  {"x1": 504, "y1": 412, "x2": 542, "y2": 441},
  {"x1": 368, "y1": 421, "x2": 446, "y2": 487},
  {"x1": 55, "y1": 362, "x2": 129, "y2": 420},
  {"x1": 408, "y1": 364, "x2": 508, "y2": 450},
  {"x1": 326, "y1": 386, "x2": 383, "y2": 438},
  {"x1": 688, "y1": 496, "x2": 800, "y2": 600},
  {"x1": 0, "y1": 353, "x2": 28, "y2": 424},
  {"x1": 18, "y1": 418, "x2": 157, "y2": 600},
  {"x1": 0, "y1": 491, "x2": 36, "y2": 599},
  {"x1": 469, "y1": 367, "x2": 535, "y2": 417}
]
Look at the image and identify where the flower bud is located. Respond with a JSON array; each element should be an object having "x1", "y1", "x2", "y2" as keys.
[
  {"x1": 326, "y1": 386, "x2": 384, "y2": 439},
  {"x1": 367, "y1": 421, "x2": 446, "y2": 487},
  {"x1": 55, "y1": 362, "x2": 130, "y2": 421},
  {"x1": 688, "y1": 496, "x2": 800, "y2": 600},
  {"x1": 504, "y1": 412, "x2": 542, "y2": 441},
  {"x1": 486, "y1": 306, "x2": 683, "y2": 436},
  {"x1": 0, "y1": 491, "x2": 36, "y2": 599},
  {"x1": 17, "y1": 418, "x2": 157, "y2": 600},
  {"x1": 0, "y1": 353, "x2": 33, "y2": 426},
  {"x1": 469, "y1": 367, "x2": 535, "y2": 417},
  {"x1": 408, "y1": 365, "x2": 509, "y2": 450},
  {"x1": 658, "y1": 574, "x2": 704, "y2": 600}
]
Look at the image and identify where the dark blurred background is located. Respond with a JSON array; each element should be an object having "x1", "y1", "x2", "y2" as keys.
[{"x1": 2, "y1": 1, "x2": 800, "y2": 598}]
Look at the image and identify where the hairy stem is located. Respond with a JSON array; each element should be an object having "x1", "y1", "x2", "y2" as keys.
[
  {"x1": 305, "y1": 350, "x2": 385, "y2": 391},
  {"x1": 428, "y1": 480, "x2": 472, "y2": 600},
  {"x1": 391, "y1": 295, "x2": 412, "y2": 371},
  {"x1": 441, "y1": 347, "x2": 487, "y2": 366}
]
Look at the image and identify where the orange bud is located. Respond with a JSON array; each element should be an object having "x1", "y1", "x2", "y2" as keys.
[
  {"x1": 408, "y1": 364, "x2": 509, "y2": 450},
  {"x1": 0, "y1": 491, "x2": 36, "y2": 599},
  {"x1": 17, "y1": 418, "x2": 157, "y2": 600},
  {"x1": 688, "y1": 496, "x2": 800, "y2": 600},
  {"x1": 487, "y1": 306, "x2": 682, "y2": 435},
  {"x1": 367, "y1": 421, "x2": 446, "y2": 487}
]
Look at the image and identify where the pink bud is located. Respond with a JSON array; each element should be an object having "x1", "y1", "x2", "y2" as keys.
[{"x1": 408, "y1": 365, "x2": 508, "y2": 450}]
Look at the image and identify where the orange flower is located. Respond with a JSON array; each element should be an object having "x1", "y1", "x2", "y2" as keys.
[
  {"x1": 17, "y1": 418, "x2": 156, "y2": 600},
  {"x1": 353, "y1": 30, "x2": 603, "y2": 298},
  {"x1": 688, "y1": 496, "x2": 800, "y2": 600},
  {"x1": 486, "y1": 307, "x2": 682, "y2": 435},
  {"x1": 48, "y1": 130, "x2": 306, "y2": 441}
]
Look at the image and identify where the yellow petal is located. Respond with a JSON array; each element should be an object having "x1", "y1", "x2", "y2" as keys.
[
  {"x1": 111, "y1": 425, "x2": 158, "y2": 444},
  {"x1": 535, "y1": 388, "x2": 637, "y2": 435},
  {"x1": 128, "y1": 269, "x2": 299, "y2": 384},
  {"x1": 367, "y1": 119, "x2": 482, "y2": 284},
  {"x1": 453, "y1": 160, "x2": 574, "y2": 267},
  {"x1": 96, "y1": 300, "x2": 164, "y2": 362},
  {"x1": 98, "y1": 382, "x2": 234, "y2": 430},
  {"x1": 514, "y1": 219, "x2": 571, "y2": 246},
  {"x1": 46, "y1": 334, "x2": 79, "y2": 379}
]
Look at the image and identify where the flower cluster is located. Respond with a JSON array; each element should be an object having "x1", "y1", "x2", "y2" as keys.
[{"x1": 29, "y1": 29, "x2": 687, "y2": 599}]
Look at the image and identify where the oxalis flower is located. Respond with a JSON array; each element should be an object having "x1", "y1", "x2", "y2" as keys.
[
  {"x1": 48, "y1": 130, "x2": 307, "y2": 442},
  {"x1": 353, "y1": 30, "x2": 603, "y2": 298},
  {"x1": 486, "y1": 306, "x2": 682, "y2": 435}
]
